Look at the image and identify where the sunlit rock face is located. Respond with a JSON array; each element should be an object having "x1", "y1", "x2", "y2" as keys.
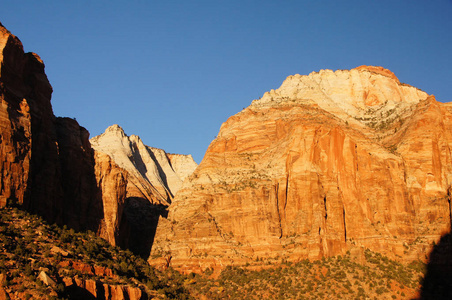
[
  {"x1": 90, "y1": 125, "x2": 198, "y2": 205},
  {"x1": 151, "y1": 66, "x2": 452, "y2": 271},
  {"x1": 91, "y1": 125, "x2": 198, "y2": 256},
  {"x1": 0, "y1": 22, "x2": 45, "y2": 208}
]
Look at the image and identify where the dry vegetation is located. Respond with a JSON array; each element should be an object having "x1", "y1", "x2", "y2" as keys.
[
  {"x1": 0, "y1": 206, "x2": 430, "y2": 299},
  {"x1": 186, "y1": 252, "x2": 425, "y2": 299},
  {"x1": 0, "y1": 206, "x2": 191, "y2": 299}
]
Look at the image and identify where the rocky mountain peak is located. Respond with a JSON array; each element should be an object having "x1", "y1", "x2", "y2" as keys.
[
  {"x1": 90, "y1": 125, "x2": 197, "y2": 203},
  {"x1": 253, "y1": 67, "x2": 427, "y2": 112},
  {"x1": 248, "y1": 67, "x2": 429, "y2": 141},
  {"x1": 151, "y1": 67, "x2": 452, "y2": 271},
  {"x1": 354, "y1": 65, "x2": 400, "y2": 83},
  {"x1": 104, "y1": 123, "x2": 125, "y2": 133},
  {"x1": 92, "y1": 125, "x2": 147, "y2": 148}
]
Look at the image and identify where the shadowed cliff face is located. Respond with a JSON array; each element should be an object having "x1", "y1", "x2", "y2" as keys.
[
  {"x1": 0, "y1": 22, "x2": 198, "y2": 260},
  {"x1": 150, "y1": 67, "x2": 452, "y2": 271},
  {"x1": 0, "y1": 22, "x2": 104, "y2": 232},
  {"x1": 54, "y1": 118, "x2": 103, "y2": 232},
  {"x1": 419, "y1": 205, "x2": 452, "y2": 299},
  {"x1": 420, "y1": 232, "x2": 452, "y2": 299},
  {"x1": 118, "y1": 197, "x2": 168, "y2": 259}
]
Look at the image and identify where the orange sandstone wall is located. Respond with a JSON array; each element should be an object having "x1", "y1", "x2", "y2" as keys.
[{"x1": 151, "y1": 68, "x2": 452, "y2": 271}]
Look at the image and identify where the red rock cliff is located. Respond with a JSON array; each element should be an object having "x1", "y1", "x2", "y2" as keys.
[
  {"x1": 0, "y1": 22, "x2": 106, "y2": 232},
  {"x1": 150, "y1": 67, "x2": 452, "y2": 271},
  {"x1": 0, "y1": 22, "x2": 198, "y2": 262},
  {"x1": 0, "y1": 23, "x2": 38, "y2": 207}
]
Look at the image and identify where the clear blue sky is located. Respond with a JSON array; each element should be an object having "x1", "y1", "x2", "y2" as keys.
[{"x1": 1, "y1": 1, "x2": 451, "y2": 163}]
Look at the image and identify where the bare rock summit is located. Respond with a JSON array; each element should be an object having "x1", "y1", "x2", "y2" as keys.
[{"x1": 90, "y1": 125, "x2": 198, "y2": 204}]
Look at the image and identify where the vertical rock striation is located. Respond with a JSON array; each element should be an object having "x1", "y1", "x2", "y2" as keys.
[
  {"x1": 151, "y1": 67, "x2": 452, "y2": 271},
  {"x1": 0, "y1": 22, "x2": 102, "y2": 231}
]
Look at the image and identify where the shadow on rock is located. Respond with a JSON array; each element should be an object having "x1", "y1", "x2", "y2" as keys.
[
  {"x1": 418, "y1": 233, "x2": 452, "y2": 299},
  {"x1": 118, "y1": 197, "x2": 168, "y2": 259},
  {"x1": 65, "y1": 285, "x2": 97, "y2": 300}
]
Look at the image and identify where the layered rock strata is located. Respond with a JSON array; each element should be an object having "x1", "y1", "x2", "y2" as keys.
[{"x1": 151, "y1": 66, "x2": 452, "y2": 271}]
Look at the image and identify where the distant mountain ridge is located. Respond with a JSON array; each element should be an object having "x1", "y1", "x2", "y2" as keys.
[
  {"x1": 90, "y1": 125, "x2": 198, "y2": 257},
  {"x1": 90, "y1": 124, "x2": 197, "y2": 205}
]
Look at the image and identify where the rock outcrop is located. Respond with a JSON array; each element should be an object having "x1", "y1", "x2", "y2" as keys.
[
  {"x1": 64, "y1": 277, "x2": 145, "y2": 300},
  {"x1": 90, "y1": 125, "x2": 197, "y2": 204},
  {"x1": 91, "y1": 125, "x2": 197, "y2": 257},
  {"x1": 94, "y1": 150, "x2": 129, "y2": 246},
  {"x1": 150, "y1": 66, "x2": 452, "y2": 271}
]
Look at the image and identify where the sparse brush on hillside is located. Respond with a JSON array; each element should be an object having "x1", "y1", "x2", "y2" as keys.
[
  {"x1": 185, "y1": 251, "x2": 426, "y2": 300},
  {"x1": 0, "y1": 205, "x2": 430, "y2": 299},
  {"x1": 0, "y1": 206, "x2": 193, "y2": 300}
]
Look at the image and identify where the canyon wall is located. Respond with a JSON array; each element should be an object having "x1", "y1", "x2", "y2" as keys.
[
  {"x1": 3, "y1": 20, "x2": 452, "y2": 276},
  {"x1": 0, "y1": 22, "x2": 103, "y2": 231},
  {"x1": 150, "y1": 66, "x2": 452, "y2": 271},
  {"x1": 91, "y1": 125, "x2": 197, "y2": 256},
  {"x1": 0, "y1": 22, "x2": 198, "y2": 259}
]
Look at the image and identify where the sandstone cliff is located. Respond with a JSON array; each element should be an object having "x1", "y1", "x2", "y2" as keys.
[
  {"x1": 0, "y1": 22, "x2": 42, "y2": 207},
  {"x1": 90, "y1": 124, "x2": 198, "y2": 204},
  {"x1": 0, "y1": 22, "x2": 104, "y2": 232},
  {"x1": 0, "y1": 22, "x2": 198, "y2": 261},
  {"x1": 167, "y1": 153, "x2": 199, "y2": 182},
  {"x1": 150, "y1": 66, "x2": 452, "y2": 271},
  {"x1": 91, "y1": 126, "x2": 197, "y2": 257}
]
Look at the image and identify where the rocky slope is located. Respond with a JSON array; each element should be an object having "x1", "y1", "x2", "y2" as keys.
[
  {"x1": 1, "y1": 206, "x2": 434, "y2": 300},
  {"x1": 0, "y1": 206, "x2": 192, "y2": 299},
  {"x1": 150, "y1": 66, "x2": 452, "y2": 271}
]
